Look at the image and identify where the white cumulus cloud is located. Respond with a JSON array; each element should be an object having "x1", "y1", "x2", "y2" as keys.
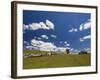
[
  {"x1": 84, "y1": 48, "x2": 91, "y2": 53},
  {"x1": 83, "y1": 35, "x2": 91, "y2": 39},
  {"x1": 31, "y1": 39, "x2": 56, "y2": 51},
  {"x1": 68, "y1": 28, "x2": 77, "y2": 32},
  {"x1": 46, "y1": 19, "x2": 54, "y2": 30},
  {"x1": 25, "y1": 46, "x2": 33, "y2": 50},
  {"x1": 79, "y1": 19, "x2": 91, "y2": 31},
  {"x1": 24, "y1": 39, "x2": 72, "y2": 53},
  {"x1": 34, "y1": 36, "x2": 41, "y2": 40},
  {"x1": 40, "y1": 22, "x2": 49, "y2": 30},
  {"x1": 41, "y1": 35, "x2": 48, "y2": 39},
  {"x1": 23, "y1": 24, "x2": 29, "y2": 30},
  {"x1": 55, "y1": 47, "x2": 66, "y2": 52},
  {"x1": 23, "y1": 19, "x2": 54, "y2": 31},
  {"x1": 80, "y1": 38, "x2": 84, "y2": 42},
  {"x1": 64, "y1": 41, "x2": 67, "y2": 44},
  {"x1": 29, "y1": 23, "x2": 41, "y2": 30},
  {"x1": 80, "y1": 35, "x2": 91, "y2": 42},
  {"x1": 37, "y1": 37, "x2": 41, "y2": 40},
  {"x1": 51, "y1": 34, "x2": 57, "y2": 38},
  {"x1": 65, "y1": 44, "x2": 70, "y2": 47},
  {"x1": 64, "y1": 41, "x2": 70, "y2": 46},
  {"x1": 24, "y1": 41, "x2": 30, "y2": 46}
]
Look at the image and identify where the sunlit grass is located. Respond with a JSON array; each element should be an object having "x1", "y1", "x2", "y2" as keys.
[{"x1": 23, "y1": 50, "x2": 91, "y2": 69}]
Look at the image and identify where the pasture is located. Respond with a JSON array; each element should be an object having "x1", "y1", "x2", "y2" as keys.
[{"x1": 23, "y1": 50, "x2": 91, "y2": 69}]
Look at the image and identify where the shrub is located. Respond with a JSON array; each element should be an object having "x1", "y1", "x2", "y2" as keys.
[{"x1": 79, "y1": 51, "x2": 88, "y2": 54}]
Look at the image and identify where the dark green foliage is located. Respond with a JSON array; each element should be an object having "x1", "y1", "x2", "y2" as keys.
[
  {"x1": 66, "y1": 49, "x2": 70, "y2": 54},
  {"x1": 79, "y1": 51, "x2": 88, "y2": 54}
]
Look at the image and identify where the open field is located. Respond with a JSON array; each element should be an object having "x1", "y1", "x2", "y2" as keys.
[{"x1": 23, "y1": 50, "x2": 91, "y2": 69}]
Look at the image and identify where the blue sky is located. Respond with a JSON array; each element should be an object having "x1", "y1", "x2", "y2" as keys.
[{"x1": 23, "y1": 10, "x2": 91, "y2": 52}]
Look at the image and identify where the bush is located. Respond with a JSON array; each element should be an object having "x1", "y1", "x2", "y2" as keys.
[
  {"x1": 79, "y1": 51, "x2": 88, "y2": 54},
  {"x1": 66, "y1": 49, "x2": 70, "y2": 54}
]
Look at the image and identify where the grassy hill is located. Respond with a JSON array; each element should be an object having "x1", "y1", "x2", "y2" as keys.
[{"x1": 23, "y1": 50, "x2": 91, "y2": 69}]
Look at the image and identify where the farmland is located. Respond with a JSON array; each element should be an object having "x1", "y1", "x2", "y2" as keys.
[{"x1": 23, "y1": 50, "x2": 91, "y2": 69}]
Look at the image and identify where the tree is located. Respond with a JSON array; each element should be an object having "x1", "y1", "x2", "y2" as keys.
[
  {"x1": 79, "y1": 51, "x2": 88, "y2": 54},
  {"x1": 66, "y1": 49, "x2": 70, "y2": 54}
]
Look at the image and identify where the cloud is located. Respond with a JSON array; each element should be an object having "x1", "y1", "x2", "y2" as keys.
[
  {"x1": 24, "y1": 41, "x2": 28, "y2": 44},
  {"x1": 23, "y1": 41, "x2": 33, "y2": 50},
  {"x1": 83, "y1": 35, "x2": 91, "y2": 39},
  {"x1": 84, "y1": 48, "x2": 91, "y2": 53},
  {"x1": 79, "y1": 19, "x2": 91, "y2": 31},
  {"x1": 80, "y1": 35, "x2": 91, "y2": 42},
  {"x1": 31, "y1": 39, "x2": 56, "y2": 51},
  {"x1": 24, "y1": 39, "x2": 71, "y2": 52},
  {"x1": 80, "y1": 38, "x2": 84, "y2": 42},
  {"x1": 59, "y1": 41, "x2": 63, "y2": 44},
  {"x1": 69, "y1": 48, "x2": 80, "y2": 54},
  {"x1": 23, "y1": 19, "x2": 54, "y2": 31},
  {"x1": 29, "y1": 23, "x2": 42, "y2": 30},
  {"x1": 46, "y1": 19, "x2": 54, "y2": 30},
  {"x1": 41, "y1": 35, "x2": 48, "y2": 39},
  {"x1": 68, "y1": 28, "x2": 77, "y2": 32},
  {"x1": 51, "y1": 34, "x2": 57, "y2": 38},
  {"x1": 34, "y1": 36, "x2": 41, "y2": 40},
  {"x1": 23, "y1": 24, "x2": 29, "y2": 30},
  {"x1": 24, "y1": 41, "x2": 30, "y2": 46},
  {"x1": 25, "y1": 46, "x2": 34, "y2": 50},
  {"x1": 25, "y1": 45, "x2": 40, "y2": 50},
  {"x1": 64, "y1": 41, "x2": 70, "y2": 46},
  {"x1": 64, "y1": 44, "x2": 70, "y2": 47},
  {"x1": 64, "y1": 41, "x2": 67, "y2": 44},
  {"x1": 37, "y1": 37, "x2": 41, "y2": 40},
  {"x1": 30, "y1": 39, "x2": 71, "y2": 52},
  {"x1": 24, "y1": 39, "x2": 73, "y2": 54},
  {"x1": 55, "y1": 47, "x2": 66, "y2": 52}
]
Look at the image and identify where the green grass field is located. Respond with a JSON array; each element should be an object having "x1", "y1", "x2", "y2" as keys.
[{"x1": 23, "y1": 50, "x2": 91, "y2": 69}]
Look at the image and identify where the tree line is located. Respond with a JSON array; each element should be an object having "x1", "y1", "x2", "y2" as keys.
[{"x1": 66, "y1": 49, "x2": 90, "y2": 54}]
